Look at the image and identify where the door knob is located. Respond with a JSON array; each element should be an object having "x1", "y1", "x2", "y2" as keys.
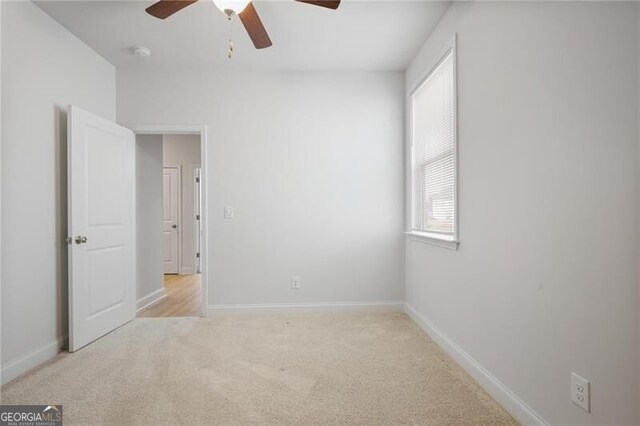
[
  {"x1": 172, "y1": 224, "x2": 178, "y2": 229},
  {"x1": 75, "y1": 236, "x2": 88, "y2": 244}
]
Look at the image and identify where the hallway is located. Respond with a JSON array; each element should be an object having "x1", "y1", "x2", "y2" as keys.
[{"x1": 138, "y1": 274, "x2": 201, "y2": 317}]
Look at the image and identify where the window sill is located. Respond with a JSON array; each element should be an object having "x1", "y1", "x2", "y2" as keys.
[{"x1": 405, "y1": 231, "x2": 459, "y2": 251}]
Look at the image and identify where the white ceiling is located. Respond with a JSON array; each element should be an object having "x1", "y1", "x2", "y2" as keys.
[{"x1": 35, "y1": 0, "x2": 450, "y2": 71}]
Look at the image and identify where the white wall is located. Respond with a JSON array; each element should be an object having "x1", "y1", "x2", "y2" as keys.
[
  {"x1": 163, "y1": 134, "x2": 201, "y2": 275},
  {"x1": 0, "y1": 0, "x2": 4, "y2": 379},
  {"x1": 405, "y1": 2, "x2": 638, "y2": 424},
  {"x1": 118, "y1": 69, "x2": 405, "y2": 308},
  {"x1": 1, "y1": 1, "x2": 115, "y2": 382},
  {"x1": 637, "y1": 3, "x2": 640, "y2": 416},
  {"x1": 136, "y1": 135, "x2": 164, "y2": 306}
]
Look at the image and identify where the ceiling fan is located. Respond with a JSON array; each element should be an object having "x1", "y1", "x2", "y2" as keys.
[{"x1": 145, "y1": 0, "x2": 341, "y2": 51}]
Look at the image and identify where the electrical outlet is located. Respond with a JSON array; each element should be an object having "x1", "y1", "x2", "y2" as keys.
[
  {"x1": 571, "y1": 372, "x2": 590, "y2": 412},
  {"x1": 291, "y1": 276, "x2": 301, "y2": 289},
  {"x1": 224, "y1": 206, "x2": 234, "y2": 219}
]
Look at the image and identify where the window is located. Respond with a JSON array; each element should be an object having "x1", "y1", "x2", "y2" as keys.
[{"x1": 409, "y1": 42, "x2": 457, "y2": 246}]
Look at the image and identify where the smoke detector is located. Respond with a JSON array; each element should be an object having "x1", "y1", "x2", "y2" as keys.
[{"x1": 132, "y1": 46, "x2": 151, "y2": 58}]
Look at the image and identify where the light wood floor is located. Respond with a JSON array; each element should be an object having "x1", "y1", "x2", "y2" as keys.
[{"x1": 138, "y1": 274, "x2": 202, "y2": 318}]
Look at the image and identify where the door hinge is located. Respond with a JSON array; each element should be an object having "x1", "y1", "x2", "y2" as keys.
[
  {"x1": 196, "y1": 252, "x2": 200, "y2": 258},
  {"x1": 196, "y1": 214, "x2": 200, "y2": 220},
  {"x1": 195, "y1": 177, "x2": 200, "y2": 183}
]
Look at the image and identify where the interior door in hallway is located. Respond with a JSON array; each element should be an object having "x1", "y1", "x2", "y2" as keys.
[
  {"x1": 163, "y1": 167, "x2": 179, "y2": 274},
  {"x1": 68, "y1": 105, "x2": 136, "y2": 352}
]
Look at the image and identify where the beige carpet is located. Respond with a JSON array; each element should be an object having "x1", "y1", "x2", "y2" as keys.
[{"x1": 1, "y1": 313, "x2": 516, "y2": 425}]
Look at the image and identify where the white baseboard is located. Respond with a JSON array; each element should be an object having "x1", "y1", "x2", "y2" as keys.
[
  {"x1": 404, "y1": 303, "x2": 548, "y2": 425},
  {"x1": 208, "y1": 301, "x2": 405, "y2": 315},
  {"x1": 136, "y1": 288, "x2": 167, "y2": 312},
  {"x1": 1, "y1": 335, "x2": 67, "y2": 385}
]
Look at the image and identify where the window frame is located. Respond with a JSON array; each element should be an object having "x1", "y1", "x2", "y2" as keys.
[{"x1": 406, "y1": 35, "x2": 459, "y2": 250}]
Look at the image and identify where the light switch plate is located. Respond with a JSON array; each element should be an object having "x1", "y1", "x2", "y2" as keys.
[
  {"x1": 571, "y1": 372, "x2": 590, "y2": 412},
  {"x1": 291, "y1": 276, "x2": 301, "y2": 289},
  {"x1": 224, "y1": 206, "x2": 234, "y2": 219}
]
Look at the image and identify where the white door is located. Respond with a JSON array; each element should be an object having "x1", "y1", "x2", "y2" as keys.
[
  {"x1": 68, "y1": 106, "x2": 136, "y2": 352},
  {"x1": 163, "y1": 167, "x2": 179, "y2": 274}
]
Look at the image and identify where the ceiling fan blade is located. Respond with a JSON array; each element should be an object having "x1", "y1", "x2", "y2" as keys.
[
  {"x1": 146, "y1": 0, "x2": 198, "y2": 19},
  {"x1": 295, "y1": 0, "x2": 340, "y2": 10},
  {"x1": 238, "y1": 2, "x2": 272, "y2": 49}
]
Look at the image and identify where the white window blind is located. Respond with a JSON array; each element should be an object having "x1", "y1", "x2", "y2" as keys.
[{"x1": 411, "y1": 49, "x2": 456, "y2": 237}]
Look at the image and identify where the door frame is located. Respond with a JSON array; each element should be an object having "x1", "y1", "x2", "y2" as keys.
[
  {"x1": 163, "y1": 165, "x2": 181, "y2": 275},
  {"x1": 132, "y1": 125, "x2": 208, "y2": 318},
  {"x1": 193, "y1": 166, "x2": 202, "y2": 274}
]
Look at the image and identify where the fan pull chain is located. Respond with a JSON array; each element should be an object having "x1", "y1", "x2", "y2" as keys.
[{"x1": 227, "y1": 13, "x2": 234, "y2": 59}]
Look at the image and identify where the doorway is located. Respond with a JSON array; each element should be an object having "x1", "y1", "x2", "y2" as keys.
[{"x1": 133, "y1": 126, "x2": 208, "y2": 318}]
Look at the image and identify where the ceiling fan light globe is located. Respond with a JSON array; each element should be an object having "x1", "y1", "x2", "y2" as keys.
[{"x1": 213, "y1": 0, "x2": 251, "y2": 15}]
